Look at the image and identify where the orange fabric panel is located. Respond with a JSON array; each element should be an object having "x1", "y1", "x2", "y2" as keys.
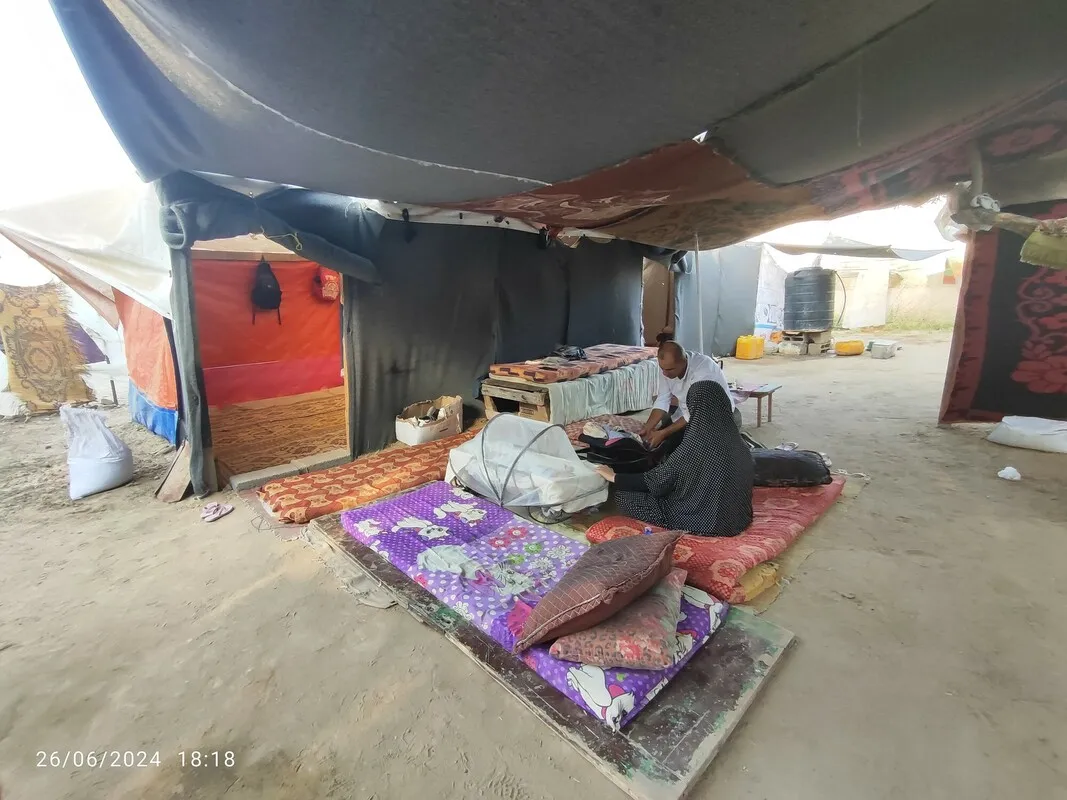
[
  {"x1": 193, "y1": 259, "x2": 341, "y2": 367},
  {"x1": 114, "y1": 291, "x2": 178, "y2": 409}
]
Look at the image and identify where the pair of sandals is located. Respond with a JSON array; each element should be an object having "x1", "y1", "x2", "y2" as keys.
[{"x1": 200, "y1": 501, "x2": 234, "y2": 523}]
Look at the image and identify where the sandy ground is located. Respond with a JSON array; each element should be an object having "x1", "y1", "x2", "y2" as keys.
[{"x1": 1, "y1": 334, "x2": 1066, "y2": 800}]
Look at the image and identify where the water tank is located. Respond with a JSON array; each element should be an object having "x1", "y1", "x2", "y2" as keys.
[{"x1": 783, "y1": 267, "x2": 835, "y2": 331}]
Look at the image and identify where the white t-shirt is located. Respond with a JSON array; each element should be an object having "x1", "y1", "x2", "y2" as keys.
[{"x1": 653, "y1": 351, "x2": 734, "y2": 422}]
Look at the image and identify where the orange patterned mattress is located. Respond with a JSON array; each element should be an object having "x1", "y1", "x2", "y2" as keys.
[
  {"x1": 258, "y1": 425, "x2": 482, "y2": 524},
  {"x1": 489, "y1": 344, "x2": 656, "y2": 384},
  {"x1": 586, "y1": 477, "x2": 845, "y2": 603}
]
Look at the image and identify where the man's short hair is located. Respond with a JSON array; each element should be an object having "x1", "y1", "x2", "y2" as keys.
[{"x1": 657, "y1": 339, "x2": 684, "y2": 360}]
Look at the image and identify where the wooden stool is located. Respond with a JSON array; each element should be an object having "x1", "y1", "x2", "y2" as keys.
[{"x1": 745, "y1": 383, "x2": 782, "y2": 428}]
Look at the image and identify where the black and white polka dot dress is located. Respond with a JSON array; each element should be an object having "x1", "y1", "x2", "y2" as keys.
[{"x1": 615, "y1": 381, "x2": 753, "y2": 537}]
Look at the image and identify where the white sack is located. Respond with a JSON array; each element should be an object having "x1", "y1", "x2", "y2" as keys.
[
  {"x1": 988, "y1": 416, "x2": 1067, "y2": 455},
  {"x1": 61, "y1": 405, "x2": 134, "y2": 499}
]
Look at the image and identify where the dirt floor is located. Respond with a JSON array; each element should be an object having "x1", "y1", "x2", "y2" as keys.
[{"x1": 1, "y1": 333, "x2": 1065, "y2": 800}]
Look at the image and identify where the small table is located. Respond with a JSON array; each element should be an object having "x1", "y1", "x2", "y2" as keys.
[{"x1": 740, "y1": 383, "x2": 782, "y2": 428}]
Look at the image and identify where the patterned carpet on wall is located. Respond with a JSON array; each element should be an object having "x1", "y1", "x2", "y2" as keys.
[
  {"x1": 940, "y1": 199, "x2": 1067, "y2": 423},
  {"x1": 211, "y1": 388, "x2": 348, "y2": 475},
  {"x1": 0, "y1": 283, "x2": 94, "y2": 412}
]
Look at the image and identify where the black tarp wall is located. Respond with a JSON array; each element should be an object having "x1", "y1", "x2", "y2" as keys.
[
  {"x1": 156, "y1": 173, "x2": 648, "y2": 487},
  {"x1": 344, "y1": 221, "x2": 644, "y2": 454}
]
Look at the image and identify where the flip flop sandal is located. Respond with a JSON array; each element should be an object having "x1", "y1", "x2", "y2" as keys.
[{"x1": 201, "y1": 502, "x2": 234, "y2": 523}]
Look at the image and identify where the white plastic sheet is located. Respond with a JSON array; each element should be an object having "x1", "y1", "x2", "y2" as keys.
[
  {"x1": 0, "y1": 180, "x2": 172, "y2": 319},
  {"x1": 446, "y1": 414, "x2": 607, "y2": 512}
]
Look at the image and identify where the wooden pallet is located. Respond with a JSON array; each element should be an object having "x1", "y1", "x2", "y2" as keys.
[
  {"x1": 481, "y1": 378, "x2": 551, "y2": 421},
  {"x1": 309, "y1": 514, "x2": 795, "y2": 800}
]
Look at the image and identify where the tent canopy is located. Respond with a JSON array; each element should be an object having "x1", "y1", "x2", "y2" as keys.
[
  {"x1": 50, "y1": 0, "x2": 1067, "y2": 249},
  {"x1": 765, "y1": 235, "x2": 950, "y2": 261}
]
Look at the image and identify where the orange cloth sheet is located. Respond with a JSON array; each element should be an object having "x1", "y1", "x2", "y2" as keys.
[
  {"x1": 192, "y1": 259, "x2": 342, "y2": 406},
  {"x1": 114, "y1": 291, "x2": 177, "y2": 409}
]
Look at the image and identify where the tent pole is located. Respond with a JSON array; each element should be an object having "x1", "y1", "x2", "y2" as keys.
[
  {"x1": 694, "y1": 234, "x2": 704, "y2": 354},
  {"x1": 167, "y1": 244, "x2": 216, "y2": 497}
]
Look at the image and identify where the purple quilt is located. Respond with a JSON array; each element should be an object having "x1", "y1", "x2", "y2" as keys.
[{"x1": 340, "y1": 482, "x2": 729, "y2": 730}]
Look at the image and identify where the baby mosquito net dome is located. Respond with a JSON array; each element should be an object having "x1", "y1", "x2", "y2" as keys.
[{"x1": 445, "y1": 414, "x2": 608, "y2": 513}]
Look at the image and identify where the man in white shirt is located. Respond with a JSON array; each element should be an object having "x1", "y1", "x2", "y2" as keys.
[{"x1": 641, "y1": 340, "x2": 734, "y2": 451}]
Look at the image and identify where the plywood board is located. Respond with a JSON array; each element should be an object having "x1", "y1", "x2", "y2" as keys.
[{"x1": 310, "y1": 514, "x2": 794, "y2": 800}]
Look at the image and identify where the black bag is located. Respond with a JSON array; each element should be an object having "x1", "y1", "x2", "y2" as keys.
[
  {"x1": 578, "y1": 435, "x2": 659, "y2": 474},
  {"x1": 552, "y1": 345, "x2": 587, "y2": 361},
  {"x1": 251, "y1": 259, "x2": 282, "y2": 323},
  {"x1": 751, "y1": 449, "x2": 832, "y2": 487}
]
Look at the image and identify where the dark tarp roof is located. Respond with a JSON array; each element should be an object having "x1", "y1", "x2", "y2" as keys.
[{"x1": 50, "y1": 0, "x2": 1067, "y2": 247}]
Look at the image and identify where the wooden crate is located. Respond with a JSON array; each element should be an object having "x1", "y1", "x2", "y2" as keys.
[{"x1": 481, "y1": 378, "x2": 551, "y2": 422}]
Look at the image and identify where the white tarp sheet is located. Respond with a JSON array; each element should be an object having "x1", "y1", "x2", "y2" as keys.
[{"x1": 0, "y1": 180, "x2": 172, "y2": 319}]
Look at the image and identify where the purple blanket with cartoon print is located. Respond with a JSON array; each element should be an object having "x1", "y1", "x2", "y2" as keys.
[{"x1": 340, "y1": 482, "x2": 728, "y2": 730}]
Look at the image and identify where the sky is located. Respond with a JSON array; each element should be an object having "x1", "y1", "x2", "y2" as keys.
[{"x1": 0, "y1": 3, "x2": 136, "y2": 210}]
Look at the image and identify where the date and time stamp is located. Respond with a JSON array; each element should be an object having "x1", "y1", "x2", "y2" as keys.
[{"x1": 36, "y1": 750, "x2": 236, "y2": 770}]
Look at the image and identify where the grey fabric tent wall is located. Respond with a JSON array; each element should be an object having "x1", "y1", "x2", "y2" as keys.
[
  {"x1": 673, "y1": 244, "x2": 763, "y2": 356},
  {"x1": 345, "y1": 222, "x2": 644, "y2": 454}
]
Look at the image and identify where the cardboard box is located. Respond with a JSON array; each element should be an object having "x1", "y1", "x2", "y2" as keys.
[{"x1": 395, "y1": 395, "x2": 463, "y2": 446}]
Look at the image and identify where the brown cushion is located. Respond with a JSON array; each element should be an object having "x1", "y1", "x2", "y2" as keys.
[
  {"x1": 549, "y1": 568, "x2": 687, "y2": 670},
  {"x1": 514, "y1": 530, "x2": 683, "y2": 652}
]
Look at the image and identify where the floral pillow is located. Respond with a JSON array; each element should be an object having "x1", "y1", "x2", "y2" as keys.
[{"x1": 549, "y1": 568, "x2": 687, "y2": 670}]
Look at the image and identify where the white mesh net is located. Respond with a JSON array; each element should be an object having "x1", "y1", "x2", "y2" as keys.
[{"x1": 446, "y1": 414, "x2": 608, "y2": 512}]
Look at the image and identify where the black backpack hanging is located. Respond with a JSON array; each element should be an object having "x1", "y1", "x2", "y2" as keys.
[{"x1": 250, "y1": 258, "x2": 282, "y2": 324}]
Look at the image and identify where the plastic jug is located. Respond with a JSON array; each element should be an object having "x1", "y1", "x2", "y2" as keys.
[
  {"x1": 735, "y1": 335, "x2": 765, "y2": 360},
  {"x1": 834, "y1": 339, "x2": 865, "y2": 356}
]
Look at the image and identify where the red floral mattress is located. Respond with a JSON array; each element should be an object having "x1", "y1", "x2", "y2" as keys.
[
  {"x1": 489, "y1": 344, "x2": 656, "y2": 384},
  {"x1": 258, "y1": 425, "x2": 482, "y2": 524},
  {"x1": 586, "y1": 477, "x2": 845, "y2": 603}
]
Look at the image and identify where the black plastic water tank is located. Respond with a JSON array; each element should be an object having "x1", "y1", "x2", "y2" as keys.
[{"x1": 783, "y1": 267, "x2": 835, "y2": 331}]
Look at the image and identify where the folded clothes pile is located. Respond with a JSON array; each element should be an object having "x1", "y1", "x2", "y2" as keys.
[
  {"x1": 578, "y1": 424, "x2": 658, "y2": 474},
  {"x1": 582, "y1": 421, "x2": 643, "y2": 445}
]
